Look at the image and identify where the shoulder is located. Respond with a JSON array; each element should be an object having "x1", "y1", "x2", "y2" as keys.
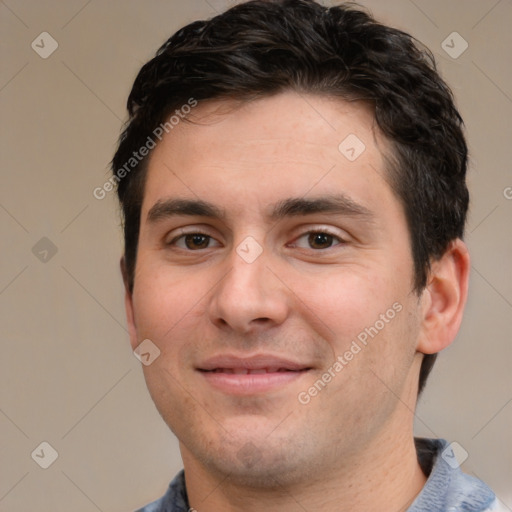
[
  {"x1": 135, "y1": 470, "x2": 189, "y2": 512},
  {"x1": 409, "y1": 438, "x2": 496, "y2": 512}
]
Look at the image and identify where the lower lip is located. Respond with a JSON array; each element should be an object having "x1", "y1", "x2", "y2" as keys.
[{"x1": 199, "y1": 370, "x2": 309, "y2": 395}]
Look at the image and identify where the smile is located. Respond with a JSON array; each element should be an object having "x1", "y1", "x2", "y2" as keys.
[
  {"x1": 197, "y1": 354, "x2": 312, "y2": 394},
  {"x1": 204, "y1": 367, "x2": 299, "y2": 374}
]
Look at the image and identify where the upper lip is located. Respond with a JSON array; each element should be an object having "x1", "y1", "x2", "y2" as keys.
[{"x1": 197, "y1": 354, "x2": 311, "y2": 372}]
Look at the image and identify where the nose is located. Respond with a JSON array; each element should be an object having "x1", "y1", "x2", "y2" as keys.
[{"x1": 207, "y1": 246, "x2": 289, "y2": 334}]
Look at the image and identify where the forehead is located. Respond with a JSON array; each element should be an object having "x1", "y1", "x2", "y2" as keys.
[{"x1": 142, "y1": 92, "x2": 395, "y2": 217}]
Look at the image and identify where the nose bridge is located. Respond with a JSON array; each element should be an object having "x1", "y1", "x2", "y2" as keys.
[
  {"x1": 208, "y1": 240, "x2": 288, "y2": 331},
  {"x1": 234, "y1": 247, "x2": 270, "y2": 294}
]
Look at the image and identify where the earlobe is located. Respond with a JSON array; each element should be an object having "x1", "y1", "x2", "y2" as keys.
[
  {"x1": 120, "y1": 256, "x2": 139, "y2": 350},
  {"x1": 417, "y1": 239, "x2": 470, "y2": 355}
]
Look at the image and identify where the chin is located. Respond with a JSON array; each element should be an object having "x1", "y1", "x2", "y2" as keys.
[
  {"x1": 207, "y1": 455, "x2": 302, "y2": 488},
  {"x1": 189, "y1": 432, "x2": 318, "y2": 489}
]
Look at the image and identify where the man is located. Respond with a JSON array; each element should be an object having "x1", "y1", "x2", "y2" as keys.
[{"x1": 111, "y1": 1, "x2": 498, "y2": 510}]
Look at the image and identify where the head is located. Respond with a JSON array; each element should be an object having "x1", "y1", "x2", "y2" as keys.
[{"x1": 112, "y1": 0, "x2": 469, "y2": 488}]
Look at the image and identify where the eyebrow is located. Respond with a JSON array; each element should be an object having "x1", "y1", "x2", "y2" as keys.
[
  {"x1": 269, "y1": 195, "x2": 374, "y2": 221},
  {"x1": 147, "y1": 198, "x2": 226, "y2": 223},
  {"x1": 146, "y1": 194, "x2": 374, "y2": 224}
]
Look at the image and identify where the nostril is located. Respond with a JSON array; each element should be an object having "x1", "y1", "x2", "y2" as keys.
[{"x1": 254, "y1": 317, "x2": 271, "y2": 323}]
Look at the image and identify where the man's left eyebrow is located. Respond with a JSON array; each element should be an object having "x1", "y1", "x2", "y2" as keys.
[
  {"x1": 146, "y1": 198, "x2": 226, "y2": 223},
  {"x1": 269, "y1": 195, "x2": 375, "y2": 221}
]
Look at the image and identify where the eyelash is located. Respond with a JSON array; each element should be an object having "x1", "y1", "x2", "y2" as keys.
[
  {"x1": 168, "y1": 232, "x2": 220, "y2": 250},
  {"x1": 167, "y1": 229, "x2": 346, "y2": 251},
  {"x1": 291, "y1": 229, "x2": 346, "y2": 250}
]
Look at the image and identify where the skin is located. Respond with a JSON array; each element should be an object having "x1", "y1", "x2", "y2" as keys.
[{"x1": 123, "y1": 92, "x2": 470, "y2": 512}]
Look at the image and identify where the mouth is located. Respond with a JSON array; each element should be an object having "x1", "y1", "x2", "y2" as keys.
[
  {"x1": 202, "y1": 367, "x2": 304, "y2": 374},
  {"x1": 197, "y1": 354, "x2": 312, "y2": 394}
]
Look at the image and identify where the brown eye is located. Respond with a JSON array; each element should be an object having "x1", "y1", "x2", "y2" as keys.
[
  {"x1": 184, "y1": 234, "x2": 211, "y2": 249},
  {"x1": 307, "y1": 232, "x2": 335, "y2": 249},
  {"x1": 167, "y1": 231, "x2": 221, "y2": 251},
  {"x1": 290, "y1": 230, "x2": 345, "y2": 251}
]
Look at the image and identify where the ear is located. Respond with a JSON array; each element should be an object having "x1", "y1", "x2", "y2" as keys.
[
  {"x1": 120, "y1": 256, "x2": 139, "y2": 350},
  {"x1": 417, "y1": 239, "x2": 470, "y2": 355}
]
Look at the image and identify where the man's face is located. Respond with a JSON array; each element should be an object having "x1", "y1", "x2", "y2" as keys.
[{"x1": 126, "y1": 92, "x2": 426, "y2": 486}]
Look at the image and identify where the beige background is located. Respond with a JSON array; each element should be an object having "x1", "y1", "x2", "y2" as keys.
[{"x1": 1, "y1": 0, "x2": 511, "y2": 510}]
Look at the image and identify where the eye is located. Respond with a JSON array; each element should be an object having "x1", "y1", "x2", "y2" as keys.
[
  {"x1": 169, "y1": 233, "x2": 220, "y2": 250},
  {"x1": 292, "y1": 230, "x2": 345, "y2": 250}
]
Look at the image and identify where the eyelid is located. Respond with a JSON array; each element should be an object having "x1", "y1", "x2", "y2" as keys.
[
  {"x1": 165, "y1": 227, "x2": 222, "y2": 247},
  {"x1": 288, "y1": 226, "x2": 349, "y2": 249}
]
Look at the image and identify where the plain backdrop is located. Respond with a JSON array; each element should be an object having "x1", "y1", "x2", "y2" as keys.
[{"x1": 1, "y1": 1, "x2": 511, "y2": 510}]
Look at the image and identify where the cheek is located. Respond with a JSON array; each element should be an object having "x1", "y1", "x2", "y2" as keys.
[
  {"x1": 294, "y1": 268, "x2": 419, "y2": 400},
  {"x1": 131, "y1": 263, "x2": 219, "y2": 380},
  {"x1": 294, "y1": 268, "x2": 400, "y2": 343},
  {"x1": 132, "y1": 260, "x2": 203, "y2": 338}
]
